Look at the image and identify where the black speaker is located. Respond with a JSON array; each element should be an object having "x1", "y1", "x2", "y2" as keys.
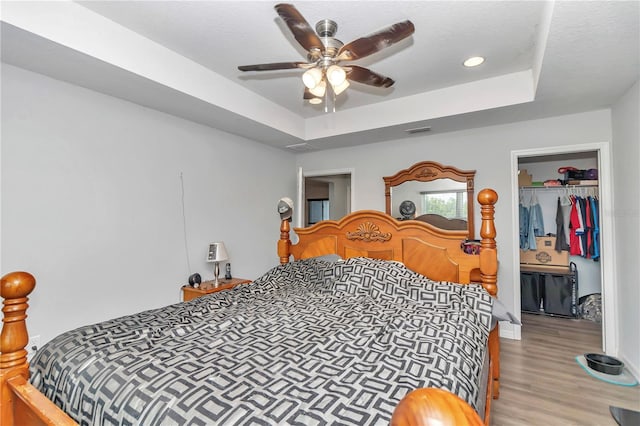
[
  {"x1": 188, "y1": 273, "x2": 201, "y2": 287},
  {"x1": 225, "y1": 263, "x2": 232, "y2": 280}
]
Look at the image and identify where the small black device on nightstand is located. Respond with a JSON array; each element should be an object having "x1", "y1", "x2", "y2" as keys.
[
  {"x1": 188, "y1": 273, "x2": 202, "y2": 288},
  {"x1": 225, "y1": 263, "x2": 232, "y2": 280}
]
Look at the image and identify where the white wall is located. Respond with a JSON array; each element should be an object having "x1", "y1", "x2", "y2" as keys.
[
  {"x1": 1, "y1": 64, "x2": 296, "y2": 345},
  {"x1": 611, "y1": 80, "x2": 640, "y2": 378},
  {"x1": 297, "y1": 109, "x2": 613, "y2": 339}
]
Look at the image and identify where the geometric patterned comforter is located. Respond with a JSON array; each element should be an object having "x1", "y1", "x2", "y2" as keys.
[{"x1": 30, "y1": 257, "x2": 493, "y2": 425}]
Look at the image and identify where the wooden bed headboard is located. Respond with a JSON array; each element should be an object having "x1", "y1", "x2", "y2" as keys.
[{"x1": 279, "y1": 188, "x2": 498, "y2": 297}]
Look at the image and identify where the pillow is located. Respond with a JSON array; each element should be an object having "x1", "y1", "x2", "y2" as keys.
[
  {"x1": 309, "y1": 253, "x2": 343, "y2": 263},
  {"x1": 491, "y1": 298, "x2": 521, "y2": 329},
  {"x1": 332, "y1": 257, "x2": 478, "y2": 299},
  {"x1": 251, "y1": 258, "x2": 336, "y2": 293},
  {"x1": 331, "y1": 257, "x2": 435, "y2": 303}
]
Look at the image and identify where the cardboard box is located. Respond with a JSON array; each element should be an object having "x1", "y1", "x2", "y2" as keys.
[
  {"x1": 518, "y1": 169, "x2": 533, "y2": 187},
  {"x1": 520, "y1": 236, "x2": 569, "y2": 267}
]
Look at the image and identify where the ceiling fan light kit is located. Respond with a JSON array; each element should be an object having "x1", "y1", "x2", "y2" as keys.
[{"x1": 237, "y1": 3, "x2": 415, "y2": 110}]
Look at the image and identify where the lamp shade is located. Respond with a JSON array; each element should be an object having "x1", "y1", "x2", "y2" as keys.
[{"x1": 206, "y1": 242, "x2": 229, "y2": 262}]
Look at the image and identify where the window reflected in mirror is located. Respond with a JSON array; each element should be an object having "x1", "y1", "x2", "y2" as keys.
[{"x1": 422, "y1": 189, "x2": 467, "y2": 219}]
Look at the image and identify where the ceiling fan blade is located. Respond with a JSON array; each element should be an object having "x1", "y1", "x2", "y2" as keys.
[
  {"x1": 346, "y1": 65, "x2": 395, "y2": 88},
  {"x1": 238, "y1": 62, "x2": 310, "y2": 71},
  {"x1": 337, "y1": 20, "x2": 415, "y2": 61},
  {"x1": 275, "y1": 3, "x2": 324, "y2": 53}
]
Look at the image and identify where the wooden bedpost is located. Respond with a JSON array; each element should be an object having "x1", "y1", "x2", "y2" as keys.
[
  {"x1": 476, "y1": 188, "x2": 500, "y2": 400},
  {"x1": 1, "y1": 272, "x2": 77, "y2": 426},
  {"x1": 1, "y1": 271, "x2": 35, "y2": 424},
  {"x1": 477, "y1": 188, "x2": 498, "y2": 297},
  {"x1": 278, "y1": 219, "x2": 292, "y2": 264},
  {"x1": 391, "y1": 388, "x2": 484, "y2": 426}
]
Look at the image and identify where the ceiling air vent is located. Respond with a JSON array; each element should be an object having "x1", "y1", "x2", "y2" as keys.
[
  {"x1": 285, "y1": 142, "x2": 314, "y2": 151},
  {"x1": 404, "y1": 126, "x2": 432, "y2": 134}
]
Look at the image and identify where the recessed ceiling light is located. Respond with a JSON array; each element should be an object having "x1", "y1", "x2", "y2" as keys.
[
  {"x1": 309, "y1": 97, "x2": 322, "y2": 105},
  {"x1": 463, "y1": 56, "x2": 485, "y2": 67}
]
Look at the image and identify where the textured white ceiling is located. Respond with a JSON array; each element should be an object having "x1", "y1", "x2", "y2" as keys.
[{"x1": 1, "y1": 1, "x2": 638, "y2": 150}]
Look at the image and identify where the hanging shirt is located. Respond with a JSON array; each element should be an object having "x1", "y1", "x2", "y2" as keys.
[
  {"x1": 590, "y1": 196, "x2": 600, "y2": 260},
  {"x1": 528, "y1": 196, "x2": 545, "y2": 251},
  {"x1": 584, "y1": 196, "x2": 593, "y2": 259},
  {"x1": 519, "y1": 202, "x2": 530, "y2": 250},
  {"x1": 569, "y1": 196, "x2": 582, "y2": 256},
  {"x1": 579, "y1": 196, "x2": 589, "y2": 257},
  {"x1": 560, "y1": 194, "x2": 572, "y2": 244},
  {"x1": 555, "y1": 196, "x2": 570, "y2": 251}
]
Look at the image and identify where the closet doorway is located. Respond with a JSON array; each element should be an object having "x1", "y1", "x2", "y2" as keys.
[{"x1": 510, "y1": 143, "x2": 616, "y2": 354}]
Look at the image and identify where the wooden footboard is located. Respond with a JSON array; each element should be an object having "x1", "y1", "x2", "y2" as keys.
[{"x1": 0, "y1": 272, "x2": 77, "y2": 426}]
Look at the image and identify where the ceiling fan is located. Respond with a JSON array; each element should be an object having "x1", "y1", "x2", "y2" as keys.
[{"x1": 238, "y1": 3, "x2": 415, "y2": 107}]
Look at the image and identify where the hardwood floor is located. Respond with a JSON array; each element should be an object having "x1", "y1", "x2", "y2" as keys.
[{"x1": 491, "y1": 314, "x2": 640, "y2": 425}]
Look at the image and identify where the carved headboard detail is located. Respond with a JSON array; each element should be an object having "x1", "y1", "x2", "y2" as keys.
[{"x1": 345, "y1": 222, "x2": 392, "y2": 242}]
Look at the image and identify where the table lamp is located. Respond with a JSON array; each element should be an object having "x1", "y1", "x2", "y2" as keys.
[{"x1": 206, "y1": 242, "x2": 229, "y2": 286}]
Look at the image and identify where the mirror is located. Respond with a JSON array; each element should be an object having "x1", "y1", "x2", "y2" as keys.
[{"x1": 384, "y1": 161, "x2": 476, "y2": 237}]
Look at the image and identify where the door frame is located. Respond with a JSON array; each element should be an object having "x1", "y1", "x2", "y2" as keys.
[
  {"x1": 296, "y1": 167, "x2": 354, "y2": 228},
  {"x1": 510, "y1": 142, "x2": 617, "y2": 354}
]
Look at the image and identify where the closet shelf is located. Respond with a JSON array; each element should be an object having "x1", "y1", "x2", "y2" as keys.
[{"x1": 519, "y1": 185, "x2": 598, "y2": 189}]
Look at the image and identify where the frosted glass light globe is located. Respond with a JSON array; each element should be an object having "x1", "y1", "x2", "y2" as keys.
[
  {"x1": 326, "y1": 65, "x2": 346, "y2": 86},
  {"x1": 302, "y1": 68, "x2": 323, "y2": 89}
]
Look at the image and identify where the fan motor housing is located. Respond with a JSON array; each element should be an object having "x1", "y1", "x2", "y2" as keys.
[
  {"x1": 316, "y1": 19, "x2": 337, "y2": 37},
  {"x1": 316, "y1": 20, "x2": 343, "y2": 58}
]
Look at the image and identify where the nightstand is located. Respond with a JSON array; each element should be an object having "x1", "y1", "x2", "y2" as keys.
[{"x1": 182, "y1": 278, "x2": 251, "y2": 302}]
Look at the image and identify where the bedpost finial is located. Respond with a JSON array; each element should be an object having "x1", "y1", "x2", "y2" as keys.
[
  {"x1": 1, "y1": 271, "x2": 36, "y2": 299},
  {"x1": 477, "y1": 188, "x2": 498, "y2": 206},
  {"x1": 1, "y1": 272, "x2": 35, "y2": 372}
]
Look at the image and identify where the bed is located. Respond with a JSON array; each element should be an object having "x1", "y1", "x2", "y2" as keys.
[{"x1": 1, "y1": 188, "x2": 499, "y2": 426}]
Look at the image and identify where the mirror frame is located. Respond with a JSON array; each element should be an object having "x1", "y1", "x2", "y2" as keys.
[{"x1": 383, "y1": 161, "x2": 476, "y2": 238}]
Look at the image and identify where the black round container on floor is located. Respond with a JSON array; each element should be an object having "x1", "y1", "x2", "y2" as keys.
[{"x1": 584, "y1": 353, "x2": 624, "y2": 375}]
